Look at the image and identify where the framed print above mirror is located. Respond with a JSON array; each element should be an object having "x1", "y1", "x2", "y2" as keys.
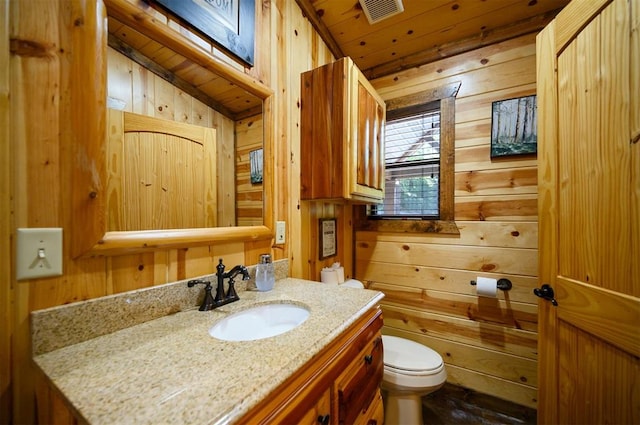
[{"x1": 153, "y1": 0, "x2": 255, "y2": 67}]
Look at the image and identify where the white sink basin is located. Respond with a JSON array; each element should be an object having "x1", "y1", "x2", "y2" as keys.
[{"x1": 209, "y1": 303, "x2": 310, "y2": 341}]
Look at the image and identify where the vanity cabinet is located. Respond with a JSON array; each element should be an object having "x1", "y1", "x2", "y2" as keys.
[
  {"x1": 32, "y1": 279, "x2": 385, "y2": 425},
  {"x1": 238, "y1": 307, "x2": 384, "y2": 425},
  {"x1": 35, "y1": 307, "x2": 384, "y2": 425},
  {"x1": 300, "y1": 57, "x2": 386, "y2": 203}
]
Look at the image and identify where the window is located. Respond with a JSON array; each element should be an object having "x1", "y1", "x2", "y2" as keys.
[
  {"x1": 365, "y1": 81, "x2": 459, "y2": 228},
  {"x1": 370, "y1": 104, "x2": 441, "y2": 219}
]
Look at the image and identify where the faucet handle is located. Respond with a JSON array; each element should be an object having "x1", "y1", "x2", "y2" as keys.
[
  {"x1": 240, "y1": 265, "x2": 250, "y2": 280},
  {"x1": 216, "y1": 258, "x2": 225, "y2": 275},
  {"x1": 226, "y1": 277, "x2": 240, "y2": 301},
  {"x1": 187, "y1": 279, "x2": 216, "y2": 311},
  {"x1": 187, "y1": 279, "x2": 207, "y2": 288}
]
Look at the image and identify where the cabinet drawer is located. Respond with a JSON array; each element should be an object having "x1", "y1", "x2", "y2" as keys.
[{"x1": 335, "y1": 332, "x2": 383, "y2": 425}]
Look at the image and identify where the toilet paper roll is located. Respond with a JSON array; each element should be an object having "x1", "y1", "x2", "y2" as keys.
[
  {"x1": 321, "y1": 269, "x2": 339, "y2": 284},
  {"x1": 476, "y1": 276, "x2": 498, "y2": 298},
  {"x1": 330, "y1": 263, "x2": 345, "y2": 284}
]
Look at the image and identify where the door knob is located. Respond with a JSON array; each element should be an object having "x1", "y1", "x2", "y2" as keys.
[
  {"x1": 534, "y1": 284, "x2": 558, "y2": 306},
  {"x1": 317, "y1": 414, "x2": 330, "y2": 425}
]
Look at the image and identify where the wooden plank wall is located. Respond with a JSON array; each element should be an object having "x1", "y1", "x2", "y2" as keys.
[
  {"x1": 356, "y1": 34, "x2": 540, "y2": 408},
  {"x1": 270, "y1": 0, "x2": 347, "y2": 280},
  {"x1": 236, "y1": 114, "x2": 264, "y2": 227},
  {"x1": 0, "y1": 0, "x2": 11, "y2": 421},
  {"x1": 273, "y1": 0, "x2": 363, "y2": 282}
]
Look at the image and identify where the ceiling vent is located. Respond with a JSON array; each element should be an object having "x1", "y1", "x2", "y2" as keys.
[{"x1": 359, "y1": 0, "x2": 404, "y2": 25}]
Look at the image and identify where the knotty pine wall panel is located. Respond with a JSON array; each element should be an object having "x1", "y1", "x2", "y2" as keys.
[
  {"x1": 358, "y1": 34, "x2": 540, "y2": 408},
  {"x1": 0, "y1": 0, "x2": 10, "y2": 418},
  {"x1": 455, "y1": 167, "x2": 538, "y2": 196},
  {"x1": 270, "y1": 0, "x2": 357, "y2": 282},
  {"x1": 374, "y1": 282, "x2": 538, "y2": 332},
  {"x1": 236, "y1": 114, "x2": 264, "y2": 227},
  {"x1": 373, "y1": 36, "x2": 537, "y2": 98},
  {"x1": 357, "y1": 240, "x2": 537, "y2": 276}
]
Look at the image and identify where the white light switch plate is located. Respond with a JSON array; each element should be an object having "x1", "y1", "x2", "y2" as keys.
[
  {"x1": 16, "y1": 228, "x2": 63, "y2": 280},
  {"x1": 275, "y1": 221, "x2": 286, "y2": 244}
]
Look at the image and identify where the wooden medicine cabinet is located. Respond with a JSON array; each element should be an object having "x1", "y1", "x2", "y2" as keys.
[{"x1": 300, "y1": 57, "x2": 386, "y2": 203}]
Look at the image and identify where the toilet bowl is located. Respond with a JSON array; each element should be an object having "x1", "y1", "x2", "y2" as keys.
[
  {"x1": 381, "y1": 335, "x2": 447, "y2": 425},
  {"x1": 337, "y1": 279, "x2": 446, "y2": 423},
  {"x1": 340, "y1": 279, "x2": 365, "y2": 288}
]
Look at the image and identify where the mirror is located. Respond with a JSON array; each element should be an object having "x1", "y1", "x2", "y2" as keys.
[{"x1": 70, "y1": 0, "x2": 273, "y2": 257}]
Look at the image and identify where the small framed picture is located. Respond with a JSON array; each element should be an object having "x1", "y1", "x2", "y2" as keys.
[
  {"x1": 249, "y1": 148, "x2": 263, "y2": 184},
  {"x1": 319, "y1": 218, "x2": 337, "y2": 260},
  {"x1": 490, "y1": 95, "x2": 537, "y2": 158}
]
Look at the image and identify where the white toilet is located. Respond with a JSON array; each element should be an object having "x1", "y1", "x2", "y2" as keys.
[
  {"x1": 381, "y1": 335, "x2": 447, "y2": 425},
  {"x1": 339, "y1": 280, "x2": 447, "y2": 424}
]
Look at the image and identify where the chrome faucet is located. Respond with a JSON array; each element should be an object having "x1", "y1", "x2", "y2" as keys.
[{"x1": 187, "y1": 259, "x2": 250, "y2": 311}]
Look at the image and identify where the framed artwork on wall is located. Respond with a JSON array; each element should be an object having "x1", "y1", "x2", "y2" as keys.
[
  {"x1": 153, "y1": 0, "x2": 255, "y2": 67},
  {"x1": 319, "y1": 218, "x2": 337, "y2": 260},
  {"x1": 490, "y1": 95, "x2": 537, "y2": 158},
  {"x1": 250, "y1": 148, "x2": 263, "y2": 184}
]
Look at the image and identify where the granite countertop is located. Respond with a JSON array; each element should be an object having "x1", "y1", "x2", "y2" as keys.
[{"x1": 32, "y1": 277, "x2": 384, "y2": 425}]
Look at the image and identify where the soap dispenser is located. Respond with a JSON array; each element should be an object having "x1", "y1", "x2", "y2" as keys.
[{"x1": 255, "y1": 254, "x2": 275, "y2": 291}]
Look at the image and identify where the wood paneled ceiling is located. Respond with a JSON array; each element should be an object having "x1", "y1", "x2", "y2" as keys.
[
  {"x1": 108, "y1": 16, "x2": 264, "y2": 120},
  {"x1": 296, "y1": 0, "x2": 570, "y2": 79},
  {"x1": 107, "y1": 0, "x2": 570, "y2": 119}
]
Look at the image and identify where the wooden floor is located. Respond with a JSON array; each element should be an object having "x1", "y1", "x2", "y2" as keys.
[{"x1": 421, "y1": 384, "x2": 537, "y2": 425}]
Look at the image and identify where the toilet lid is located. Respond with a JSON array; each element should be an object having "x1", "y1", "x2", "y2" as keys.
[{"x1": 382, "y1": 335, "x2": 443, "y2": 372}]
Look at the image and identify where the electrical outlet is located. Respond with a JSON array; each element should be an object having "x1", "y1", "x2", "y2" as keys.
[
  {"x1": 16, "y1": 228, "x2": 63, "y2": 280},
  {"x1": 275, "y1": 221, "x2": 286, "y2": 244}
]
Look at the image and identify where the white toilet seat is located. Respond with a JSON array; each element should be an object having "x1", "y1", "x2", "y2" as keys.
[
  {"x1": 381, "y1": 335, "x2": 447, "y2": 393},
  {"x1": 382, "y1": 335, "x2": 443, "y2": 373},
  {"x1": 385, "y1": 363, "x2": 445, "y2": 377}
]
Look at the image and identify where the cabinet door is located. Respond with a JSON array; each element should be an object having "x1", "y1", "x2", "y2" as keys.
[
  {"x1": 357, "y1": 389, "x2": 384, "y2": 425},
  {"x1": 348, "y1": 65, "x2": 385, "y2": 202},
  {"x1": 335, "y1": 332, "x2": 384, "y2": 425},
  {"x1": 297, "y1": 388, "x2": 332, "y2": 425}
]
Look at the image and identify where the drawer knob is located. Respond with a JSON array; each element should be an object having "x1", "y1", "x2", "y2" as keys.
[{"x1": 364, "y1": 354, "x2": 373, "y2": 364}]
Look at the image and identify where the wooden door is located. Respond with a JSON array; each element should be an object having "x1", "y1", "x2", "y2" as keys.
[
  {"x1": 107, "y1": 110, "x2": 217, "y2": 231},
  {"x1": 536, "y1": 0, "x2": 640, "y2": 423}
]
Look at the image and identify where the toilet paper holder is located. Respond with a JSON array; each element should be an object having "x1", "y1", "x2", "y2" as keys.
[{"x1": 470, "y1": 278, "x2": 512, "y2": 291}]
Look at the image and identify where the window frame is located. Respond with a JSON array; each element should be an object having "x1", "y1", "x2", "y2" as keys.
[
  {"x1": 372, "y1": 100, "x2": 441, "y2": 219},
  {"x1": 357, "y1": 81, "x2": 460, "y2": 235}
]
